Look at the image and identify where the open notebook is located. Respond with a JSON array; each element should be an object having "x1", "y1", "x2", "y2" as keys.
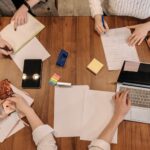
[{"x1": 0, "y1": 13, "x2": 45, "y2": 53}]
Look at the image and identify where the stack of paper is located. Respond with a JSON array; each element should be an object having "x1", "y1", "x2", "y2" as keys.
[
  {"x1": 54, "y1": 86, "x2": 89, "y2": 137},
  {"x1": 0, "y1": 13, "x2": 45, "y2": 53},
  {"x1": 101, "y1": 27, "x2": 139, "y2": 70},
  {"x1": 54, "y1": 86, "x2": 117, "y2": 143},
  {"x1": 0, "y1": 84, "x2": 34, "y2": 142}
]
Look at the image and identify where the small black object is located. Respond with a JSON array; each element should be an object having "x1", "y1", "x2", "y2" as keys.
[{"x1": 22, "y1": 59, "x2": 42, "y2": 88}]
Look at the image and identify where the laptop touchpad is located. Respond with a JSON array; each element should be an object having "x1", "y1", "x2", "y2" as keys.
[{"x1": 131, "y1": 107, "x2": 150, "y2": 124}]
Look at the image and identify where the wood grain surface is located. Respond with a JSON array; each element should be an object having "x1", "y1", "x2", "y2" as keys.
[{"x1": 0, "y1": 16, "x2": 150, "y2": 150}]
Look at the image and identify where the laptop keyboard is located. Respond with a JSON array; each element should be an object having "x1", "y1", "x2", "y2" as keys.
[{"x1": 119, "y1": 87, "x2": 150, "y2": 108}]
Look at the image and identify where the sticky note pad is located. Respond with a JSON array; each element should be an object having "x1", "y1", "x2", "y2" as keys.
[{"x1": 87, "y1": 58, "x2": 103, "y2": 74}]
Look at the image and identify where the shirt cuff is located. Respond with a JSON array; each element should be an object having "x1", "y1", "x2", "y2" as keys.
[
  {"x1": 32, "y1": 124, "x2": 54, "y2": 145},
  {"x1": 89, "y1": 139, "x2": 110, "y2": 150}
]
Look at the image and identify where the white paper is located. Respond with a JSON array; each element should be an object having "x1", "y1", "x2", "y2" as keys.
[
  {"x1": 80, "y1": 90, "x2": 118, "y2": 144},
  {"x1": 11, "y1": 37, "x2": 50, "y2": 72},
  {"x1": 101, "y1": 27, "x2": 139, "y2": 70},
  {"x1": 0, "y1": 85, "x2": 34, "y2": 142},
  {"x1": 0, "y1": 13, "x2": 45, "y2": 52},
  {"x1": 54, "y1": 85, "x2": 89, "y2": 137}
]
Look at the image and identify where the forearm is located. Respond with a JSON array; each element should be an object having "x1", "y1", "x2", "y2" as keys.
[
  {"x1": 26, "y1": 0, "x2": 40, "y2": 8},
  {"x1": 98, "y1": 115, "x2": 122, "y2": 143},
  {"x1": 88, "y1": 0, "x2": 103, "y2": 18},
  {"x1": 24, "y1": 107, "x2": 43, "y2": 131}
]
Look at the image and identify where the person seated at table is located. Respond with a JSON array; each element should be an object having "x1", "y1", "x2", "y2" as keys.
[
  {"x1": 6, "y1": 90, "x2": 130, "y2": 150},
  {"x1": 88, "y1": 0, "x2": 150, "y2": 46},
  {"x1": 11, "y1": 0, "x2": 40, "y2": 30},
  {"x1": 0, "y1": 36, "x2": 13, "y2": 57},
  {"x1": 7, "y1": 94, "x2": 57, "y2": 150},
  {"x1": 89, "y1": 90, "x2": 131, "y2": 150}
]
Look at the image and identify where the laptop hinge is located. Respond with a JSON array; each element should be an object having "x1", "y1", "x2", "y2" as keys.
[{"x1": 122, "y1": 82, "x2": 150, "y2": 89}]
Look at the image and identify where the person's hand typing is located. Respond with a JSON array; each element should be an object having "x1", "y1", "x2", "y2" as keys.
[{"x1": 113, "y1": 90, "x2": 131, "y2": 123}]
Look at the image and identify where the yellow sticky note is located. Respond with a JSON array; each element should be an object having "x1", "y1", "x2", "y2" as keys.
[{"x1": 87, "y1": 58, "x2": 103, "y2": 74}]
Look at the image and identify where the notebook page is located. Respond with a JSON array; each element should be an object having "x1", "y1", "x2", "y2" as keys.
[
  {"x1": 101, "y1": 27, "x2": 139, "y2": 70},
  {"x1": 80, "y1": 90, "x2": 118, "y2": 143},
  {"x1": 0, "y1": 13, "x2": 45, "y2": 53},
  {"x1": 54, "y1": 85, "x2": 89, "y2": 137}
]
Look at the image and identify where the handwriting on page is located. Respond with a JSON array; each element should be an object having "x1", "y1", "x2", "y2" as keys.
[{"x1": 101, "y1": 27, "x2": 139, "y2": 70}]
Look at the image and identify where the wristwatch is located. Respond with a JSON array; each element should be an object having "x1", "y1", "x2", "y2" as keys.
[{"x1": 23, "y1": 0, "x2": 36, "y2": 16}]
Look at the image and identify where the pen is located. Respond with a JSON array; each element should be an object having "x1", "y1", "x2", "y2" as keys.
[{"x1": 102, "y1": 15, "x2": 105, "y2": 29}]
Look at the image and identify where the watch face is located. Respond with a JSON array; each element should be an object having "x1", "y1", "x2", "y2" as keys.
[{"x1": 0, "y1": 79, "x2": 14, "y2": 100}]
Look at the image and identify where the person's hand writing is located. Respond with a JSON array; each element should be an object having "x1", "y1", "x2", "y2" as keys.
[
  {"x1": 11, "y1": 5, "x2": 28, "y2": 31},
  {"x1": 7, "y1": 94, "x2": 31, "y2": 115},
  {"x1": 94, "y1": 15, "x2": 109, "y2": 34}
]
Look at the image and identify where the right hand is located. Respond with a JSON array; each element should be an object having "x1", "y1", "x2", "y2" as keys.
[
  {"x1": 113, "y1": 90, "x2": 131, "y2": 122},
  {"x1": 11, "y1": 5, "x2": 28, "y2": 31},
  {"x1": 94, "y1": 15, "x2": 109, "y2": 34},
  {"x1": 6, "y1": 94, "x2": 31, "y2": 115},
  {"x1": 0, "y1": 36, "x2": 13, "y2": 56}
]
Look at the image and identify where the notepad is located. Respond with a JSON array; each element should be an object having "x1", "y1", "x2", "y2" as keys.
[
  {"x1": 101, "y1": 27, "x2": 139, "y2": 70},
  {"x1": 54, "y1": 86, "x2": 89, "y2": 137},
  {"x1": 80, "y1": 90, "x2": 117, "y2": 143},
  {"x1": 87, "y1": 58, "x2": 103, "y2": 74},
  {"x1": 0, "y1": 13, "x2": 45, "y2": 53}
]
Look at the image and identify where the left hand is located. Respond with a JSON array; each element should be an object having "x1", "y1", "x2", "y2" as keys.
[
  {"x1": 0, "y1": 36, "x2": 13, "y2": 56},
  {"x1": 127, "y1": 22, "x2": 150, "y2": 46},
  {"x1": 11, "y1": 5, "x2": 28, "y2": 31}
]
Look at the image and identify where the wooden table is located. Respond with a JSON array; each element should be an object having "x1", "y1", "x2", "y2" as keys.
[{"x1": 0, "y1": 16, "x2": 150, "y2": 150}]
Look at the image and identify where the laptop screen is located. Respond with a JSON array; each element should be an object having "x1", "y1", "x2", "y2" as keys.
[{"x1": 117, "y1": 61, "x2": 150, "y2": 86}]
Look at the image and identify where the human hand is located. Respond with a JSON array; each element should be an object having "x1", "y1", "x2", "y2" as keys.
[
  {"x1": 113, "y1": 90, "x2": 131, "y2": 123},
  {"x1": 127, "y1": 22, "x2": 150, "y2": 46},
  {"x1": 11, "y1": 5, "x2": 28, "y2": 31},
  {"x1": 146, "y1": 36, "x2": 150, "y2": 48},
  {"x1": 94, "y1": 15, "x2": 109, "y2": 34},
  {"x1": 6, "y1": 94, "x2": 31, "y2": 115},
  {"x1": 0, "y1": 37, "x2": 13, "y2": 56}
]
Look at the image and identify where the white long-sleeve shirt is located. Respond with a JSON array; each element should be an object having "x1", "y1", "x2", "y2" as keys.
[
  {"x1": 32, "y1": 125, "x2": 110, "y2": 150},
  {"x1": 88, "y1": 0, "x2": 150, "y2": 19}
]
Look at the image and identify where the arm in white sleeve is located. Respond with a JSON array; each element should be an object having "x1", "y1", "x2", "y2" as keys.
[
  {"x1": 89, "y1": 139, "x2": 110, "y2": 150},
  {"x1": 88, "y1": 0, "x2": 103, "y2": 18},
  {"x1": 32, "y1": 125, "x2": 57, "y2": 150}
]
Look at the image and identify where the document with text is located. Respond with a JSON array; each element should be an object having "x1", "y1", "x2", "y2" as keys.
[{"x1": 101, "y1": 27, "x2": 139, "y2": 70}]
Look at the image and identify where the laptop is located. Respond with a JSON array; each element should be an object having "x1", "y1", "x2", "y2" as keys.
[{"x1": 116, "y1": 61, "x2": 150, "y2": 124}]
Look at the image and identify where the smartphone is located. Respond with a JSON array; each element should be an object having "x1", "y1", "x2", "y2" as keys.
[{"x1": 22, "y1": 59, "x2": 42, "y2": 88}]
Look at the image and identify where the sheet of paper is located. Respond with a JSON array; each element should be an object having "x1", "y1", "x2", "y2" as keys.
[
  {"x1": 54, "y1": 85, "x2": 89, "y2": 137},
  {"x1": 11, "y1": 37, "x2": 50, "y2": 72},
  {"x1": 101, "y1": 27, "x2": 139, "y2": 70},
  {"x1": 0, "y1": 84, "x2": 34, "y2": 142},
  {"x1": 0, "y1": 13, "x2": 45, "y2": 52},
  {"x1": 80, "y1": 90, "x2": 118, "y2": 143},
  {"x1": 0, "y1": 113, "x2": 20, "y2": 142}
]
